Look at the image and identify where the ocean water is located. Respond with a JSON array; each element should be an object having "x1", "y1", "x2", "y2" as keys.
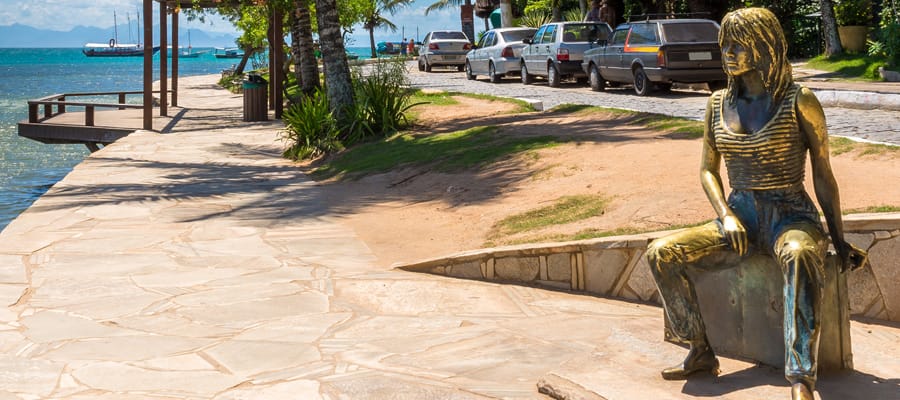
[{"x1": 0, "y1": 48, "x2": 242, "y2": 231}]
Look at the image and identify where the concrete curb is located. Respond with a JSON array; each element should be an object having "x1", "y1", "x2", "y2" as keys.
[{"x1": 812, "y1": 89, "x2": 900, "y2": 111}]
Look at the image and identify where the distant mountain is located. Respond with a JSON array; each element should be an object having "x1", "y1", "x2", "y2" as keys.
[{"x1": 0, "y1": 23, "x2": 238, "y2": 48}]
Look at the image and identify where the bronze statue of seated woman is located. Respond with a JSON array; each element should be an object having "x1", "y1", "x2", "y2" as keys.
[{"x1": 646, "y1": 7, "x2": 867, "y2": 400}]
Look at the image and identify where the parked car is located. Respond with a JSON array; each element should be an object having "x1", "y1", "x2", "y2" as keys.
[
  {"x1": 465, "y1": 27, "x2": 538, "y2": 83},
  {"x1": 582, "y1": 18, "x2": 727, "y2": 95},
  {"x1": 519, "y1": 21, "x2": 612, "y2": 87},
  {"x1": 418, "y1": 30, "x2": 472, "y2": 72}
]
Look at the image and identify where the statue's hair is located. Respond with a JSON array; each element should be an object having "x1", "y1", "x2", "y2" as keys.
[{"x1": 719, "y1": 8, "x2": 793, "y2": 105}]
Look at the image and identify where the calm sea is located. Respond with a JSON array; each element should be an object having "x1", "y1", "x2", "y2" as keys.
[{"x1": 0, "y1": 47, "x2": 250, "y2": 231}]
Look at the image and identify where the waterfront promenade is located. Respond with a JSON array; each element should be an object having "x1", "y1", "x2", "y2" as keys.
[{"x1": 0, "y1": 75, "x2": 897, "y2": 399}]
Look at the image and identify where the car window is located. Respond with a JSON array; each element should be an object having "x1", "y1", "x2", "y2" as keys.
[
  {"x1": 532, "y1": 26, "x2": 546, "y2": 43},
  {"x1": 627, "y1": 23, "x2": 660, "y2": 46},
  {"x1": 423, "y1": 33, "x2": 431, "y2": 43},
  {"x1": 490, "y1": 32, "x2": 499, "y2": 46},
  {"x1": 501, "y1": 29, "x2": 537, "y2": 43},
  {"x1": 662, "y1": 22, "x2": 720, "y2": 43},
  {"x1": 560, "y1": 23, "x2": 609, "y2": 43},
  {"x1": 609, "y1": 28, "x2": 629, "y2": 46},
  {"x1": 432, "y1": 31, "x2": 468, "y2": 40},
  {"x1": 477, "y1": 32, "x2": 490, "y2": 48},
  {"x1": 540, "y1": 25, "x2": 557, "y2": 43}
]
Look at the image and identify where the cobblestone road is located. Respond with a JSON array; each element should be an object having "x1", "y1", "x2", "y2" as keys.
[{"x1": 406, "y1": 64, "x2": 900, "y2": 146}]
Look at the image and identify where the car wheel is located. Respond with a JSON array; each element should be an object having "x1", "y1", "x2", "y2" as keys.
[
  {"x1": 457, "y1": 64, "x2": 465, "y2": 72},
  {"x1": 424, "y1": 59, "x2": 432, "y2": 72},
  {"x1": 708, "y1": 80, "x2": 727, "y2": 92},
  {"x1": 521, "y1": 62, "x2": 533, "y2": 84},
  {"x1": 489, "y1": 62, "x2": 501, "y2": 83},
  {"x1": 633, "y1": 66, "x2": 652, "y2": 96},
  {"x1": 548, "y1": 63, "x2": 561, "y2": 88},
  {"x1": 589, "y1": 64, "x2": 605, "y2": 92},
  {"x1": 418, "y1": 58, "x2": 425, "y2": 72},
  {"x1": 465, "y1": 62, "x2": 476, "y2": 80}
]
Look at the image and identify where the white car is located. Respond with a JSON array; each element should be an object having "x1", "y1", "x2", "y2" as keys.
[
  {"x1": 465, "y1": 27, "x2": 538, "y2": 83},
  {"x1": 418, "y1": 31, "x2": 472, "y2": 72}
]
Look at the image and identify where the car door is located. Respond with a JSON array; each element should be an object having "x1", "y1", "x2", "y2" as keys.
[
  {"x1": 601, "y1": 27, "x2": 629, "y2": 82},
  {"x1": 522, "y1": 26, "x2": 546, "y2": 71},
  {"x1": 479, "y1": 32, "x2": 496, "y2": 74},
  {"x1": 531, "y1": 24, "x2": 557, "y2": 76},
  {"x1": 472, "y1": 32, "x2": 490, "y2": 73}
]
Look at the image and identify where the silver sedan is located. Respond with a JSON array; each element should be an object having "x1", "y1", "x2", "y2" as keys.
[
  {"x1": 465, "y1": 27, "x2": 538, "y2": 83},
  {"x1": 418, "y1": 31, "x2": 472, "y2": 72}
]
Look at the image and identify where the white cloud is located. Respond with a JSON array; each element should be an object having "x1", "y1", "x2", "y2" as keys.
[{"x1": 0, "y1": 0, "x2": 236, "y2": 34}]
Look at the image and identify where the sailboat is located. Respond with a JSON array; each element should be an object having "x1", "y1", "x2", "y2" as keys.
[
  {"x1": 169, "y1": 29, "x2": 209, "y2": 58},
  {"x1": 83, "y1": 10, "x2": 159, "y2": 57}
]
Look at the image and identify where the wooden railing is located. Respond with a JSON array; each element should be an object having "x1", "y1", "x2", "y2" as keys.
[{"x1": 26, "y1": 90, "x2": 166, "y2": 127}]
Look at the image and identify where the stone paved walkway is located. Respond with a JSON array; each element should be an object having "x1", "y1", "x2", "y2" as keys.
[{"x1": 0, "y1": 75, "x2": 897, "y2": 399}]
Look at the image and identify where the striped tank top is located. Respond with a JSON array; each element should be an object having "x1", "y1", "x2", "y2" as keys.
[{"x1": 711, "y1": 84, "x2": 806, "y2": 190}]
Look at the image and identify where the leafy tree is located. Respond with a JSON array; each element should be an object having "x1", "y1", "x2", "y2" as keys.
[
  {"x1": 426, "y1": 0, "x2": 476, "y2": 42},
  {"x1": 361, "y1": 0, "x2": 416, "y2": 58}
]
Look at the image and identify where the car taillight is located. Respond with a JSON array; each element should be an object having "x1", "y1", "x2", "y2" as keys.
[
  {"x1": 463, "y1": 43, "x2": 472, "y2": 50},
  {"x1": 657, "y1": 49, "x2": 666, "y2": 67},
  {"x1": 500, "y1": 46, "x2": 514, "y2": 58},
  {"x1": 429, "y1": 43, "x2": 439, "y2": 50},
  {"x1": 556, "y1": 48, "x2": 569, "y2": 61}
]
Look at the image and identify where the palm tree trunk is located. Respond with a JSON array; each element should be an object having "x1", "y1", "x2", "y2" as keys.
[
  {"x1": 289, "y1": 11, "x2": 303, "y2": 89},
  {"x1": 500, "y1": 0, "x2": 513, "y2": 27},
  {"x1": 315, "y1": 0, "x2": 354, "y2": 124},
  {"x1": 295, "y1": 0, "x2": 319, "y2": 95},
  {"x1": 820, "y1": 0, "x2": 843, "y2": 57},
  {"x1": 369, "y1": 27, "x2": 378, "y2": 59}
]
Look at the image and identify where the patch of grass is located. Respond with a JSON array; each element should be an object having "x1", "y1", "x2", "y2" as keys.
[
  {"x1": 805, "y1": 54, "x2": 888, "y2": 81},
  {"x1": 830, "y1": 136, "x2": 900, "y2": 156},
  {"x1": 632, "y1": 114, "x2": 704, "y2": 139},
  {"x1": 453, "y1": 92, "x2": 535, "y2": 113},
  {"x1": 485, "y1": 220, "x2": 710, "y2": 247},
  {"x1": 312, "y1": 126, "x2": 562, "y2": 180},
  {"x1": 409, "y1": 90, "x2": 459, "y2": 106},
  {"x1": 547, "y1": 104, "x2": 704, "y2": 138},
  {"x1": 844, "y1": 205, "x2": 900, "y2": 214},
  {"x1": 488, "y1": 195, "x2": 612, "y2": 239}
]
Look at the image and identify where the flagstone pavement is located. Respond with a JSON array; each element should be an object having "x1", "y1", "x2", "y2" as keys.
[{"x1": 0, "y1": 75, "x2": 897, "y2": 399}]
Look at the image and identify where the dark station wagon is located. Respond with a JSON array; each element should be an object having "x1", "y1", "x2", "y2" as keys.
[{"x1": 582, "y1": 18, "x2": 727, "y2": 95}]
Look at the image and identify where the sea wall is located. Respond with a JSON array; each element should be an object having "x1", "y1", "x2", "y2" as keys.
[{"x1": 398, "y1": 213, "x2": 900, "y2": 323}]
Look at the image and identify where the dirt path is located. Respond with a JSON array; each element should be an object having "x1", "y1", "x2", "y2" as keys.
[{"x1": 310, "y1": 96, "x2": 900, "y2": 267}]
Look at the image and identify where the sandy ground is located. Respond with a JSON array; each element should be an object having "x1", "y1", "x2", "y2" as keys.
[{"x1": 308, "y1": 96, "x2": 900, "y2": 267}]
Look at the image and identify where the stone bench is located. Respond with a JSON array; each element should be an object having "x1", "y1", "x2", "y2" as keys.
[{"x1": 666, "y1": 253, "x2": 852, "y2": 371}]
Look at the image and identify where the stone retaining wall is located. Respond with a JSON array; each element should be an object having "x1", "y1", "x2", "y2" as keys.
[{"x1": 397, "y1": 213, "x2": 900, "y2": 322}]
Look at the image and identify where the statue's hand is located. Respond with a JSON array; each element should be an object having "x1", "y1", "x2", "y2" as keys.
[
  {"x1": 722, "y1": 214, "x2": 748, "y2": 256},
  {"x1": 837, "y1": 241, "x2": 868, "y2": 272}
]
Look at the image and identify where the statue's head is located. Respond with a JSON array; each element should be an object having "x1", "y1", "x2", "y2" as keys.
[{"x1": 719, "y1": 7, "x2": 793, "y2": 104}]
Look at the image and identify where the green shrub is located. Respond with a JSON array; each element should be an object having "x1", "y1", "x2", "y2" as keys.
[
  {"x1": 344, "y1": 59, "x2": 423, "y2": 146},
  {"x1": 281, "y1": 89, "x2": 343, "y2": 160},
  {"x1": 835, "y1": 0, "x2": 873, "y2": 26},
  {"x1": 869, "y1": 1, "x2": 900, "y2": 67}
]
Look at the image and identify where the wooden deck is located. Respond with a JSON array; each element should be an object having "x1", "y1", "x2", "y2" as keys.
[{"x1": 18, "y1": 108, "x2": 174, "y2": 152}]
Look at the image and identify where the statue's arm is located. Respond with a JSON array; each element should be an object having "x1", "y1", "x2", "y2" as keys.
[
  {"x1": 700, "y1": 95, "x2": 747, "y2": 255},
  {"x1": 797, "y1": 87, "x2": 867, "y2": 270}
]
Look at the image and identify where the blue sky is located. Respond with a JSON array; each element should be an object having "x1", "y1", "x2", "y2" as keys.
[{"x1": 0, "y1": 0, "x2": 463, "y2": 45}]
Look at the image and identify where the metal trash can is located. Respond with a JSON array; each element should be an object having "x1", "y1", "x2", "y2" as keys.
[{"x1": 242, "y1": 74, "x2": 268, "y2": 122}]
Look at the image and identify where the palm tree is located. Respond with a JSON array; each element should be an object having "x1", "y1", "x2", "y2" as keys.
[
  {"x1": 425, "y1": 0, "x2": 475, "y2": 42},
  {"x1": 315, "y1": 0, "x2": 354, "y2": 124},
  {"x1": 362, "y1": 0, "x2": 415, "y2": 59},
  {"x1": 291, "y1": 0, "x2": 320, "y2": 96}
]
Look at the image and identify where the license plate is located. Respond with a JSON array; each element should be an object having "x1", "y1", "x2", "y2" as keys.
[
  {"x1": 443, "y1": 55, "x2": 460, "y2": 60},
  {"x1": 689, "y1": 52, "x2": 712, "y2": 61}
]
